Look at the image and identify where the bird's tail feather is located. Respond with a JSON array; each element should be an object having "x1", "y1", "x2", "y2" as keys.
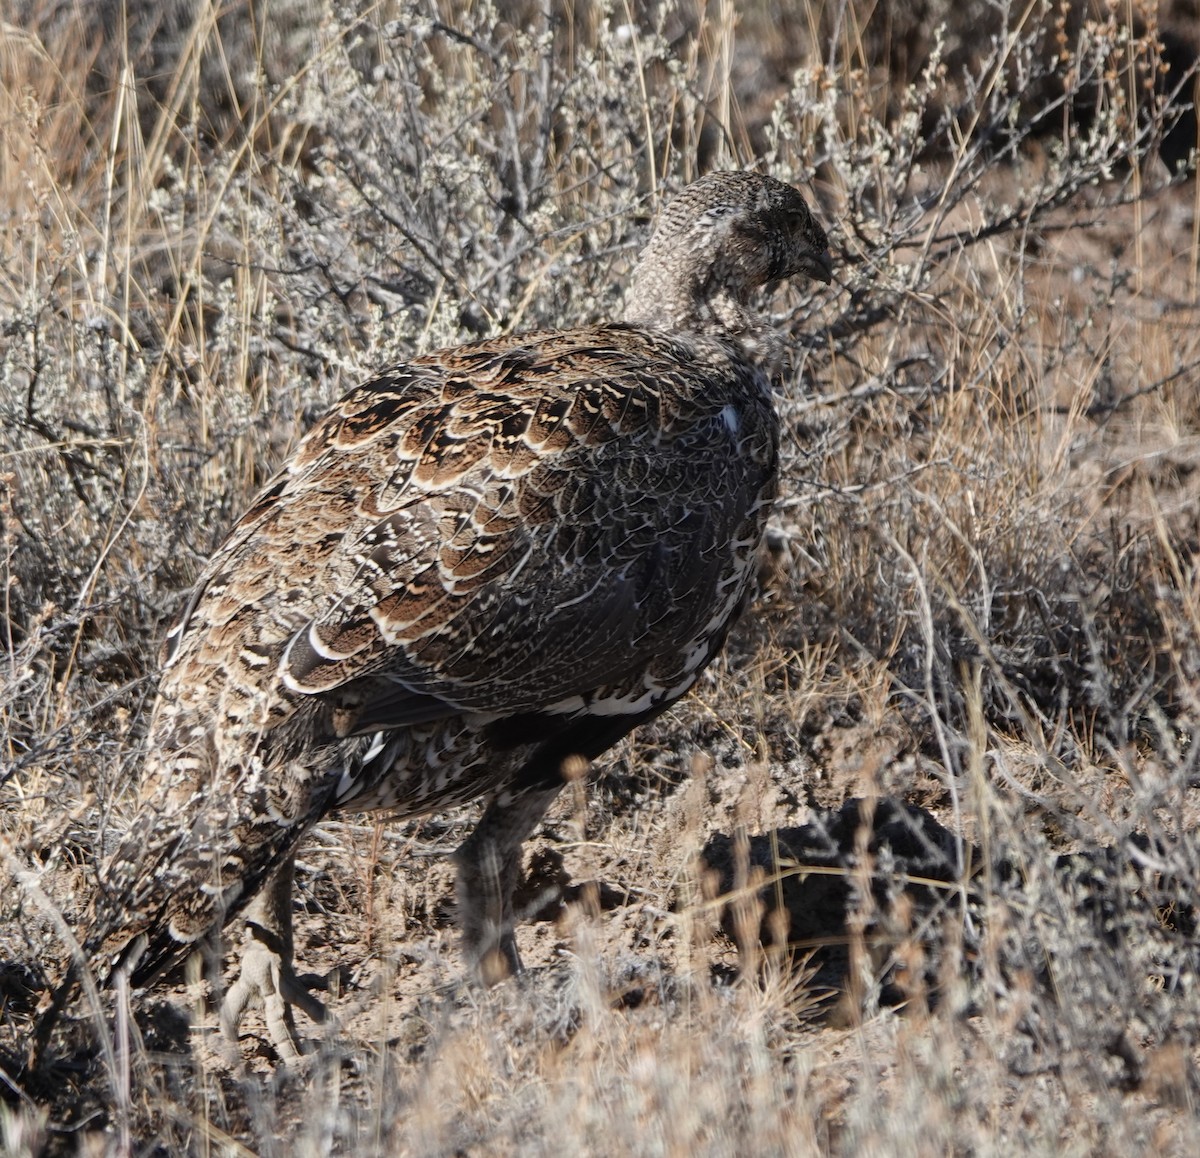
[{"x1": 84, "y1": 791, "x2": 316, "y2": 990}]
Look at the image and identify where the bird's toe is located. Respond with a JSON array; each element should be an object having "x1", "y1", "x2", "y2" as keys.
[{"x1": 220, "y1": 936, "x2": 327, "y2": 1063}]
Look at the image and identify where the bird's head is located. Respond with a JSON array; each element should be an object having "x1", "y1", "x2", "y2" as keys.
[{"x1": 624, "y1": 170, "x2": 832, "y2": 344}]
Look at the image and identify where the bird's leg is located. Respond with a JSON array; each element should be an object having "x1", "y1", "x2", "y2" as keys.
[
  {"x1": 219, "y1": 853, "x2": 327, "y2": 1062},
  {"x1": 454, "y1": 783, "x2": 564, "y2": 986}
]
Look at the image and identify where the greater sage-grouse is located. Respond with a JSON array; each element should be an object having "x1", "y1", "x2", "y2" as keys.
[{"x1": 87, "y1": 171, "x2": 832, "y2": 1058}]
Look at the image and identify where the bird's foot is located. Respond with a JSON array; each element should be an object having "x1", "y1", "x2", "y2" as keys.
[
  {"x1": 219, "y1": 926, "x2": 328, "y2": 1064},
  {"x1": 470, "y1": 930, "x2": 524, "y2": 988}
]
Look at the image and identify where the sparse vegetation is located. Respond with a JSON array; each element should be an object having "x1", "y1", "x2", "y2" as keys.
[{"x1": 2, "y1": 0, "x2": 1199, "y2": 1153}]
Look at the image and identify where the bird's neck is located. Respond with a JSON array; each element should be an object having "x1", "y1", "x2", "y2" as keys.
[{"x1": 625, "y1": 280, "x2": 780, "y2": 372}]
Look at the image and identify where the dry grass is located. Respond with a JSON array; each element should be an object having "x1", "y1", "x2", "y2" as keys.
[{"x1": 2, "y1": 0, "x2": 1200, "y2": 1154}]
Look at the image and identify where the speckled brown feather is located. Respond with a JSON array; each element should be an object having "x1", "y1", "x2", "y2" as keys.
[{"x1": 86, "y1": 171, "x2": 833, "y2": 988}]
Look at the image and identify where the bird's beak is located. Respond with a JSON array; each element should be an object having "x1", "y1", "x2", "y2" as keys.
[{"x1": 803, "y1": 249, "x2": 834, "y2": 285}]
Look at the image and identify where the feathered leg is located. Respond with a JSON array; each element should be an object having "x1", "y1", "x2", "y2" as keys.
[
  {"x1": 454, "y1": 706, "x2": 671, "y2": 983},
  {"x1": 219, "y1": 854, "x2": 327, "y2": 1062},
  {"x1": 454, "y1": 783, "x2": 565, "y2": 985}
]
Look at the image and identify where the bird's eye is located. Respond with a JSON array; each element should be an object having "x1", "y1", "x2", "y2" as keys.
[{"x1": 698, "y1": 204, "x2": 738, "y2": 227}]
